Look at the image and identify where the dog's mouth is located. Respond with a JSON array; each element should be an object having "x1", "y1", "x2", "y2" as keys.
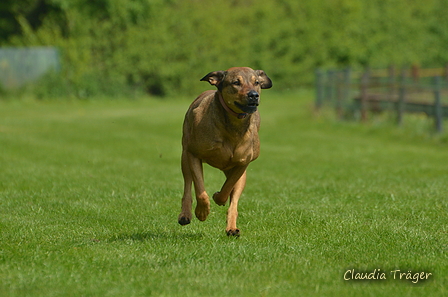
[{"x1": 234, "y1": 101, "x2": 259, "y2": 113}]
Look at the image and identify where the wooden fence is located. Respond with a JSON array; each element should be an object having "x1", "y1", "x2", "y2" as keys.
[{"x1": 315, "y1": 65, "x2": 448, "y2": 132}]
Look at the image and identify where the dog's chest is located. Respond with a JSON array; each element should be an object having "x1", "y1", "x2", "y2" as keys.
[{"x1": 203, "y1": 132, "x2": 260, "y2": 170}]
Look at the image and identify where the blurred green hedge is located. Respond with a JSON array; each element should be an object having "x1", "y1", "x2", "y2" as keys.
[{"x1": 3, "y1": 0, "x2": 448, "y2": 97}]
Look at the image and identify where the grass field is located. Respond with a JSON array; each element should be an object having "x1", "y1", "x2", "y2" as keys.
[{"x1": 0, "y1": 90, "x2": 447, "y2": 296}]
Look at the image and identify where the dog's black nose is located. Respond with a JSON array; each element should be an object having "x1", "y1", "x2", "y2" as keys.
[{"x1": 247, "y1": 90, "x2": 259, "y2": 105}]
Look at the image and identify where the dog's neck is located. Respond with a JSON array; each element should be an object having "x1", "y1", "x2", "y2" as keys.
[{"x1": 217, "y1": 92, "x2": 248, "y2": 119}]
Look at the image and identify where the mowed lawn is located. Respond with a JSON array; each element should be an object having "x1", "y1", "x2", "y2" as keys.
[{"x1": 0, "y1": 90, "x2": 447, "y2": 297}]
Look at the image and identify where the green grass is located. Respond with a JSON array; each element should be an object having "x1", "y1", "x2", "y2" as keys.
[{"x1": 0, "y1": 91, "x2": 447, "y2": 297}]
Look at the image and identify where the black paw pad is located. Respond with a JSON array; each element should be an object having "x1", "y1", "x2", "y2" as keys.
[
  {"x1": 178, "y1": 217, "x2": 191, "y2": 226},
  {"x1": 226, "y1": 229, "x2": 240, "y2": 237}
]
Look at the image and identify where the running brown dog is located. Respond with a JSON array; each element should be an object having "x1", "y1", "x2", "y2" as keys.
[{"x1": 178, "y1": 67, "x2": 272, "y2": 236}]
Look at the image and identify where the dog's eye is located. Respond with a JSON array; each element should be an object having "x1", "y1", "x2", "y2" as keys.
[
  {"x1": 232, "y1": 80, "x2": 240, "y2": 86},
  {"x1": 255, "y1": 81, "x2": 260, "y2": 86}
]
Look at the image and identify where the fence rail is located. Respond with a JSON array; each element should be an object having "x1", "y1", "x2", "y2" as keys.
[{"x1": 315, "y1": 65, "x2": 448, "y2": 132}]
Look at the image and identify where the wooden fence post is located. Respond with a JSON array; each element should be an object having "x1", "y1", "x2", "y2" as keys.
[
  {"x1": 335, "y1": 70, "x2": 350, "y2": 119},
  {"x1": 445, "y1": 63, "x2": 448, "y2": 83},
  {"x1": 434, "y1": 76, "x2": 443, "y2": 133},
  {"x1": 336, "y1": 71, "x2": 343, "y2": 118},
  {"x1": 411, "y1": 64, "x2": 420, "y2": 83},
  {"x1": 344, "y1": 67, "x2": 351, "y2": 100},
  {"x1": 397, "y1": 69, "x2": 406, "y2": 126},
  {"x1": 326, "y1": 70, "x2": 334, "y2": 107},
  {"x1": 360, "y1": 70, "x2": 369, "y2": 122},
  {"x1": 315, "y1": 69, "x2": 324, "y2": 110},
  {"x1": 388, "y1": 65, "x2": 396, "y2": 110}
]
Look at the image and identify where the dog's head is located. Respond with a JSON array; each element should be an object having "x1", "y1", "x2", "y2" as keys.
[{"x1": 200, "y1": 67, "x2": 272, "y2": 115}]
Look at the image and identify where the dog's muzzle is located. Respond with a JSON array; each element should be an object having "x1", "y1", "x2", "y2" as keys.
[{"x1": 234, "y1": 90, "x2": 259, "y2": 114}]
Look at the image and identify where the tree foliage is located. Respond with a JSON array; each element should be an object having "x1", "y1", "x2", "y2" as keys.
[{"x1": 2, "y1": 0, "x2": 448, "y2": 97}]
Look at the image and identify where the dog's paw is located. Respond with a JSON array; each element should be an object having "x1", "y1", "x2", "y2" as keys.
[
  {"x1": 226, "y1": 228, "x2": 240, "y2": 237},
  {"x1": 212, "y1": 192, "x2": 227, "y2": 206},
  {"x1": 178, "y1": 213, "x2": 192, "y2": 225},
  {"x1": 195, "y1": 203, "x2": 210, "y2": 221}
]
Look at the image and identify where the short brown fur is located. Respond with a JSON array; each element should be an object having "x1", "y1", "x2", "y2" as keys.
[{"x1": 178, "y1": 67, "x2": 272, "y2": 236}]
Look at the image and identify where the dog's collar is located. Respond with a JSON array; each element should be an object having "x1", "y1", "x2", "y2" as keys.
[{"x1": 217, "y1": 92, "x2": 248, "y2": 119}]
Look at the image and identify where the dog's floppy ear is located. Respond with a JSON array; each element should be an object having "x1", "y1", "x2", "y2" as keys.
[
  {"x1": 255, "y1": 70, "x2": 273, "y2": 89},
  {"x1": 200, "y1": 71, "x2": 226, "y2": 86}
]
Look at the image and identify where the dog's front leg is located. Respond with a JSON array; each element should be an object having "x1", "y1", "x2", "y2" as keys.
[
  {"x1": 213, "y1": 165, "x2": 247, "y2": 206},
  {"x1": 225, "y1": 169, "x2": 246, "y2": 236},
  {"x1": 212, "y1": 166, "x2": 247, "y2": 236}
]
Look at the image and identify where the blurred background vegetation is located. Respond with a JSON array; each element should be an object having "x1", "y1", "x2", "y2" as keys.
[{"x1": 1, "y1": 0, "x2": 448, "y2": 98}]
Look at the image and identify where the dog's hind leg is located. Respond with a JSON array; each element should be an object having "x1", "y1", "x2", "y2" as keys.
[
  {"x1": 225, "y1": 170, "x2": 246, "y2": 236},
  {"x1": 178, "y1": 150, "x2": 193, "y2": 225}
]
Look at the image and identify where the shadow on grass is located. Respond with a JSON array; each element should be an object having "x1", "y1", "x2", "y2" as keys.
[{"x1": 107, "y1": 230, "x2": 205, "y2": 242}]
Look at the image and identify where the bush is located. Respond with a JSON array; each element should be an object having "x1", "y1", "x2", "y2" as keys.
[{"x1": 4, "y1": 0, "x2": 448, "y2": 97}]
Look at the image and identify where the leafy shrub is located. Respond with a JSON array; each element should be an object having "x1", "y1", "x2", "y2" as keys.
[{"x1": 4, "y1": 0, "x2": 448, "y2": 97}]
